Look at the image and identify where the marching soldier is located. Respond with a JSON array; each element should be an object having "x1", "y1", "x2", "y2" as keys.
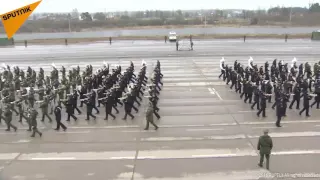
[
  {"x1": 257, "y1": 92, "x2": 267, "y2": 117},
  {"x1": 39, "y1": 96, "x2": 53, "y2": 123},
  {"x1": 149, "y1": 95, "x2": 160, "y2": 119},
  {"x1": 289, "y1": 83, "x2": 301, "y2": 109},
  {"x1": 144, "y1": 102, "x2": 158, "y2": 130},
  {"x1": 1, "y1": 106, "x2": 17, "y2": 132},
  {"x1": 29, "y1": 108, "x2": 43, "y2": 137},
  {"x1": 122, "y1": 93, "x2": 135, "y2": 120},
  {"x1": 54, "y1": 101, "x2": 67, "y2": 131},
  {"x1": 63, "y1": 94, "x2": 77, "y2": 121},
  {"x1": 83, "y1": 95, "x2": 96, "y2": 121},
  {"x1": 299, "y1": 91, "x2": 312, "y2": 117}
]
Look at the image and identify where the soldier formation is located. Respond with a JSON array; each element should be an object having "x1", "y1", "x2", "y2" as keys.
[
  {"x1": 0, "y1": 60, "x2": 163, "y2": 137},
  {"x1": 220, "y1": 57, "x2": 320, "y2": 127}
]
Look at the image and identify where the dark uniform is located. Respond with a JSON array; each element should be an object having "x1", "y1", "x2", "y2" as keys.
[
  {"x1": 54, "y1": 102, "x2": 67, "y2": 131},
  {"x1": 299, "y1": 91, "x2": 312, "y2": 117}
]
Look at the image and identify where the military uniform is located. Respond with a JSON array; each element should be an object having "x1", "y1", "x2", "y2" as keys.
[
  {"x1": 29, "y1": 108, "x2": 42, "y2": 137},
  {"x1": 144, "y1": 104, "x2": 158, "y2": 130},
  {"x1": 257, "y1": 130, "x2": 273, "y2": 170},
  {"x1": 2, "y1": 107, "x2": 17, "y2": 132},
  {"x1": 54, "y1": 102, "x2": 67, "y2": 131}
]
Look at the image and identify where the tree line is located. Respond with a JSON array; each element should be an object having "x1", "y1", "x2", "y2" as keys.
[{"x1": 1, "y1": 4, "x2": 320, "y2": 33}]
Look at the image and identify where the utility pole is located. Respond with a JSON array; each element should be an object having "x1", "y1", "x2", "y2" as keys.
[
  {"x1": 289, "y1": 6, "x2": 292, "y2": 23},
  {"x1": 68, "y1": 13, "x2": 71, "y2": 32}
]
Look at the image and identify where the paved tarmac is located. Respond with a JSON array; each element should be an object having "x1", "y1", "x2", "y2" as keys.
[
  {"x1": 1, "y1": 26, "x2": 319, "y2": 40},
  {"x1": 0, "y1": 40, "x2": 320, "y2": 180}
]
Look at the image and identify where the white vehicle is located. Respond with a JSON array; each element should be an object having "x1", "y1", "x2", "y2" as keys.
[{"x1": 168, "y1": 31, "x2": 177, "y2": 42}]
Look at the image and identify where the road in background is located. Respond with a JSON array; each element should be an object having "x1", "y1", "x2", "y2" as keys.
[
  {"x1": 0, "y1": 26, "x2": 319, "y2": 40},
  {"x1": 0, "y1": 40, "x2": 319, "y2": 179}
]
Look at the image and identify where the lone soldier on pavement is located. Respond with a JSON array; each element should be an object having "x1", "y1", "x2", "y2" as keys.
[
  {"x1": 144, "y1": 102, "x2": 158, "y2": 130},
  {"x1": 257, "y1": 129, "x2": 273, "y2": 170}
]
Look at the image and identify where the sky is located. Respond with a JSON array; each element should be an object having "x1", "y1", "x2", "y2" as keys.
[{"x1": 0, "y1": 0, "x2": 315, "y2": 15}]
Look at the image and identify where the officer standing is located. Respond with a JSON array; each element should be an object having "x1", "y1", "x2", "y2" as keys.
[
  {"x1": 257, "y1": 129, "x2": 273, "y2": 170},
  {"x1": 54, "y1": 101, "x2": 67, "y2": 131},
  {"x1": 144, "y1": 102, "x2": 159, "y2": 130}
]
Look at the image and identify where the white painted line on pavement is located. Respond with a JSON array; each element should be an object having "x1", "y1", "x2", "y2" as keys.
[
  {"x1": 207, "y1": 88, "x2": 215, "y2": 95},
  {"x1": 31, "y1": 157, "x2": 76, "y2": 160},
  {"x1": 0, "y1": 153, "x2": 20, "y2": 160},
  {"x1": 248, "y1": 131, "x2": 320, "y2": 138},
  {"x1": 179, "y1": 112, "x2": 214, "y2": 115},
  {"x1": 238, "y1": 111, "x2": 257, "y2": 113},
  {"x1": 138, "y1": 149, "x2": 257, "y2": 159},
  {"x1": 140, "y1": 135, "x2": 246, "y2": 142},
  {"x1": 110, "y1": 156, "x2": 136, "y2": 160},
  {"x1": 14, "y1": 148, "x2": 320, "y2": 161},
  {"x1": 18, "y1": 151, "x2": 137, "y2": 160},
  {"x1": 133, "y1": 169, "x2": 274, "y2": 180},
  {"x1": 251, "y1": 126, "x2": 286, "y2": 129},
  {"x1": 68, "y1": 125, "x2": 140, "y2": 129},
  {"x1": 56, "y1": 131, "x2": 91, "y2": 134},
  {"x1": 211, "y1": 88, "x2": 223, "y2": 100},
  {"x1": 186, "y1": 128, "x2": 224, "y2": 132},
  {"x1": 272, "y1": 150, "x2": 320, "y2": 155},
  {"x1": 241, "y1": 119, "x2": 320, "y2": 125}
]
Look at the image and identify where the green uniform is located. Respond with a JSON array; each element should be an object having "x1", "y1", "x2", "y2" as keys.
[
  {"x1": 29, "y1": 109, "x2": 42, "y2": 137},
  {"x1": 40, "y1": 98, "x2": 52, "y2": 122},
  {"x1": 144, "y1": 105, "x2": 158, "y2": 130},
  {"x1": 2, "y1": 108, "x2": 17, "y2": 132},
  {"x1": 257, "y1": 134, "x2": 273, "y2": 170}
]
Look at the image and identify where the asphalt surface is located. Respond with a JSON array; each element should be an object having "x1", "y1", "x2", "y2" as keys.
[
  {"x1": 1, "y1": 26, "x2": 319, "y2": 40},
  {"x1": 0, "y1": 40, "x2": 320, "y2": 180}
]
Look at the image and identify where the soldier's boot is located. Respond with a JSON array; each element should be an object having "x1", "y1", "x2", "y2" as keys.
[
  {"x1": 85, "y1": 113, "x2": 90, "y2": 121},
  {"x1": 122, "y1": 113, "x2": 128, "y2": 120},
  {"x1": 144, "y1": 121, "x2": 149, "y2": 130},
  {"x1": 30, "y1": 131, "x2": 36, "y2": 137},
  {"x1": 110, "y1": 113, "x2": 116, "y2": 120}
]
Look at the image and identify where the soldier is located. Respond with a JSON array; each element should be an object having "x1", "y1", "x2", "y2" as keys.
[
  {"x1": 144, "y1": 102, "x2": 159, "y2": 130},
  {"x1": 83, "y1": 96, "x2": 96, "y2": 121},
  {"x1": 72, "y1": 90, "x2": 81, "y2": 114},
  {"x1": 16, "y1": 100, "x2": 28, "y2": 123},
  {"x1": 40, "y1": 96, "x2": 53, "y2": 123},
  {"x1": 103, "y1": 93, "x2": 116, "y2": 120},
  {"x1": 289, "y1": 83, "x2": 301, "y2": 109},
  {"x1": 149, "y1": 95, "x2": 160, "y2": 120},
  {"x1": 257, "y1": 93, "x2": 267, "y2": 118},
  {"x1": 257, "y1": 129, "x2": 273, "y2": 170},
  {"x1": 122, "y1": 93, "x2": 135, "y2": 120},
  {"x1": 299, "y1": 91, "x2": 312, "y2": 117},
  {"x1": 1, "y1": 106, "x2": 17, "y2": 132},
  {"x1": 251, "y1": 87, "x2": 260, "y2": 110},
  {"x1": 54, "y1": 101, "x2": 67, "y2": 131},
  {"x1": 275, "y1": 94, "x2": 284, "y2": 127},
  {"x1": 64, "y1": 95, "x2": 77, "y2": 121},
  {"x1": 310, "y1": 93, "x2": 320, "y2": 109},
  {"x1": 29, "y1": 108, "x2": 42, "y2": 137}
]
